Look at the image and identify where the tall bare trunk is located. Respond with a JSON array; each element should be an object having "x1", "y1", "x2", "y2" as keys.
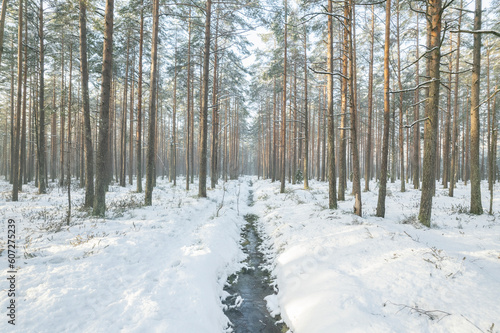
[
  {"x1": 136, "y1": 0, "x2": 143, "y2": 193},
  {"x1": 418, "y1": 0, "x2": 442, "y2": 226},
  {"x1": 376, "y1": 0, "x2": 391, "y2": 217},
  {"x1": 145, "y1": 0, "x2": 159, "y2": 205},
  {"x1": 12, "y1": 0, "x2": 22, "y2": 201},
  {"x1": 37, "y1": 0, "x2": 46, "y2": 194},
  {"x1": 469, "y1": 0, "x2": 483, "y2": 215},
  {"x1": 327, "y1": 0, "x2": 337, "y2": 209},
  {"x1": 364, "y1": 5, "x2": 375, "y2": 192},
  {"x1": 303, "y1": 28, "x2": 309, "y2": 190},
  {"x1": 80, "y1": 0, "x2": 93, "y2": 206},
  {"x1": 185, "y1": 8, "x2": 191, "y2": 190},
  {"x1": 280, "y1": 0, "x2": 287, "y2": 194},
  {"x1": 93, "y1": 0, "x2": 114, "y2": 216},
  {"x1": 396, "y1": 0, "x2": 405, "y2": 192}
]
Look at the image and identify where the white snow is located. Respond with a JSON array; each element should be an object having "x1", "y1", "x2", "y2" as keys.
[
  {"x1": 251, "y1": 178, "x2": 500, "y2": 333},
  {"x1": 0, "y1": 178, "x2": 248, "y2": 333},
  {"x1": 1, "y1": 176, "x2": 499, "y2": 332}
]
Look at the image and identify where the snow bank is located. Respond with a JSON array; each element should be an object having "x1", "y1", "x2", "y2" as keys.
[
  {"x1": 0, "y1": 178, "x2": 247, "y2": 333},
  {"x1": 252, "y1": 179, "x2": 500, "y2": 333}
]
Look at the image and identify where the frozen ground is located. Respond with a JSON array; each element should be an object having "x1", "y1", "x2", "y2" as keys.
[
  {"x1": 1, "y1": 176, "x2": 499, "y2": 332},
  {"x1": 0, "y1": 178, "x2": 249, "y2": 333},
  {"x1": 252, "y1": 179, "x2": 500, "y2": 333}
]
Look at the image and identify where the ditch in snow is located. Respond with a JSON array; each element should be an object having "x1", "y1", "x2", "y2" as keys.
[{"x1": 223, "y1": 185, "x2": 289, "y2": 333}]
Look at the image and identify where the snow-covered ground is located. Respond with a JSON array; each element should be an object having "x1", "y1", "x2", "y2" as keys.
[
  {"x1": 1, "y1": 176, "x2": 499, "y2": 332},
  {"x1": 0, "y1": 178, "x2": 249, "y2": 333},
  {"x1": 252, "y1": 179, "x2": 500, "y2": 333}
]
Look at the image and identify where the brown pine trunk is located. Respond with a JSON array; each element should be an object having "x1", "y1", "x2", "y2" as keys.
[
  {"x1": 364, "y1": 5, "x2": 375, "y2": 192},
  {"x1": 67, "y1": 44, "x2": 72, "y2": 224},
  {"x1": 145, "y1": 0, "x2": 159, "y2": 205},
  {"x1": 185, "y1": 8, "x2": 191, "y2": 190},
  {"x1": 199, "y1": 0, "x2": 212, "y2": 197},
  {"x1": 449, "y1": 4, "x2": 462, "y2": 196},
  {"x1": 469, "y1": 0, "x2": 483, "y2": 214},
  {"x1": 303, "y1": 29, "x2": 309, "y2": 190},
  {"x1": 211, "y1": 12, "x2": 219, "y2": 189},
  {"x1": 12, "y1": 0, "x2": 22, "y2": 201},
  {"x1": 349, "y1": 0, "x2": 361, "y2": 216},
  {"x1": 80, "y1": 0, "x2": 93, "y2": 206},
  {"x1": 327, "y1": 0, "x2": 337, "y2": 209},
  {"x1": 93, "y1": 0, "x2": 114, "y2": 216},
  {"x1": 129, "y1": 46, "x2": 135, "y2": 186},
  {"x1": 418, "y1": 0, "x2": 442, "y2": 226},
  {"x1": 280, "y1": 0, "x2": 287, "y2": 194},
  {"x1": 59, "y1": 36, "x2": 65, "y2": 187},
  {"x1": 19, "y1": 7, "x2": 27, "y2": 189},
  {"x1": 376, "y1": 0, "x2": 391, "y2": 217},
  {"x1": 396, "y1": 0, "x2": 405, "y2": 192},
  {"x1": 338, "y1": 2, "x2": 349, "y2": 201},
  {"x1": 136, "y1": 0, "x2": 143, "y2": 193},
  {"x1": 413, "y1": 18, "x2": 420, "y2": 189},
  {"x1": 171, "y1": 44, "x2": 178, "y2": 186}
]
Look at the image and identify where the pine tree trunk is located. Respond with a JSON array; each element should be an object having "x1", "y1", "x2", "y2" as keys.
[
  {"x1": 303, "y1": 29, "x2": 309, "y2": 190},
  {"x1": 413, "y1": 18, "x2": 420, "y2": 189},
  {"x1": 12, "y1": 0, "x2": 22, "y2": 201},
  {"x1": 280, "y1": 0, "x2": 287, "y2": 194},
  {"x1": 376, "y1": 0, "x2": 391, "y2": 217},
  {"x1": 136, "y1": 0, "x2": 143, "y2": 193},
  {"x1": 79, "y1": 0, "x2": 93, "y2": 206},
  {"x1": 93, "y1": 0, "x2": 114, "y2": 216},
  {"x1": 396, "y1": 0, "x2": 405, "y2": 192},
  {"x1": 327, "y1": 0, "x2": 337, "y2": 209},
  {"x1": 364, "y1": 5, "x2": 375, "y2": 192},
  {"x1": 418, "y1": 0, "x2": 442, "y2": 226},
  {"x1": 469, "y1": 0, "x2": 483, "y2": 214},
  {"x1": 145, "y1": 0, "x2": 159, "y2": 205}
]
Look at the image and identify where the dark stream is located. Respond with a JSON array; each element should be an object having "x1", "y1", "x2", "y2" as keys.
[{"x1": 223, "y1": 185, "x2": 288, "y2": 333}]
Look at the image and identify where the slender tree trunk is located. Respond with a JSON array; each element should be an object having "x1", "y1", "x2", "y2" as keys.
[
  {"x1": 67, "y1": 44, "x2": 72, "y2": 225},
  {"x1": 469, "y1": 0, "x2": 483, "y2": 215},
  {"x1": 185, "y1": 8, "x2": 191, "y2": 190},
  {"x1": 93, "y1": 0, "x2": 114, "y2": 216},
  {"x1": 12, "y1": 0, "x2": 23, "y2": 201},
  {"x1": 396, "y1": 0, "x2": 405, "y2": 192},
  {"x1": 19, "y1": 7, "x2": 27, "y2": 189},
  {"x1": 364, "y1": 5, "x2": 375, "y2": 192},
  {"x1": 327, "y1": 0, "x2": 337, "y2": 209},
  {"x1": 37, "y1": 0, "x2": 46, "y2": 194},
  {"x1": 443, "y1": 35, "x2": 452, "y2": 189},
  {"x1": 79, "y1": 0, "x2": 93, "y2": 206},
  {"x1": 418, "y1": 0, "x2": 442, "y2": 226},
  {"x1": 0, "y1": 0, "x2": 8, "y2": 67},
  {"x1": 198, "y1": 0, "x2": 212, "y2": 197},
  {"x1": 338, "y1": 1, "x2": 349, "y2": 201},
  {"x1": 59, "y1": 36, "x2": 65, "y2": 187},
  {"x1": 449, "y1": 5, "x2": 461, "y2": 196},
  {"x1": 145, "y1": 0, "x2": 159, "y2": 205},
  {"x1": 211, "y1": 11, "x2": 219, "y2": 189},
  {"x1": 349, "y1": 0, "x2": 361, "y2": 216},
  {"x1": 171, "y1": 42, "x2": 178, "y2": 186},
  {"x1": 303, "y1": 28, "x2": 309, "y2": 190},
  {"x1": 280, "y1": 0, "x2": 287, "y2": 194},
  {"x1": 129, "y1": 45, "x2": 135, "y2": 186},
  {"x1": 136, "y1": 0, "x2": 143, "y2": 193},
  {"x1": 376, "y1": 0, "x2": 391, "y2": 217},
  {"x1": 413, "y1": 18, "x2": 420, "y2": 189}
]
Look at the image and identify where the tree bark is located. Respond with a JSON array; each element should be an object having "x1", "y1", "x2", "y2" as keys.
[
  {"x1": 327, "y1": 0, "x2": 337, "y2": 209},
  {"x1": 136, "y1": 0, "x2": 144, "y2": 193},
  {"x1": 280, "y1": 0, "x2": 287, "y2": 194},
  {"x1": 145, "y1": 0, "x2": 159, "y2": 205},
  {"x1": 12, "y1": 0, "x2": 22, "y2": 201},
  {"x1": 469, "y1": 0, "x2": 483, "y2": 215},
  {"x1": 198, "y1": 0, "x2": 212, "y2": 197},
  {"x1": 93, "y1": 0, "x2": 114, "y2": 216},
  {"x1": 303, "y1": 28, "x2": 309, "y2": 190},
  {"x1": 418, "y1": 0, "x2": 442, "y2": 226},
  {"x1": 376, "y1": 0, "x2": 391, "y2": 217},
  {"x1": 79, "y1": 0, "x2": 93, "y2": 206},
  {"x1": 364, "y1": 5, "x2": 375, "y2": 192}
]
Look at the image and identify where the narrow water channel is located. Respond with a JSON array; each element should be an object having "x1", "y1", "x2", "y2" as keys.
[{"x1": 223, "y1": 185, "x2": 288, "y2": 333}]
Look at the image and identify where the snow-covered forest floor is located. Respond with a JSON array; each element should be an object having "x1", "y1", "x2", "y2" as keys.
[{"x1": 0, "y1": 177, "x2": 499, "y2": 332}]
